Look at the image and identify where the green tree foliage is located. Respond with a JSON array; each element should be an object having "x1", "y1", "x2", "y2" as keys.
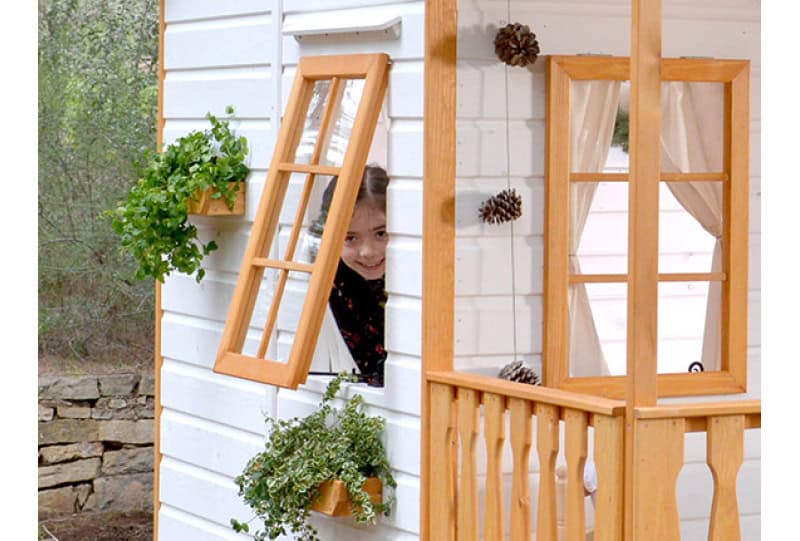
[
  {"x1": 38, "y1": 0, "x2": 159, "y2": 361},
  {"x1": 612, "y1": 108, "x2": 629, "y2": 153}
]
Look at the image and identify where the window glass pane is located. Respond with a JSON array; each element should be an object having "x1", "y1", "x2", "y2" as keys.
[
  {"x1": 574, "y1": 182, "x2": 628, "y2": 275},
  {"x1": 569, "y1": 282, "x2": 627, "y2": 377},
  {"x1": 574, "y1": 81, "x2": 725, "y2": 175},
  {"x1": 293, "y1": 78, "x2": 367, "y2": 167},
  {"x1": 570, "y1": 80, "x2": 627, "y2": 173},
  {"x1": 657, "y1": 281, "x2": 719, "y2": 374},
  {"x1": 658, "y1": 182, "x2": 719, "y2": 273},
  {"x1": 323, "y1": 79, "x2": 365, "y2": 166},
  {"x1": 294, "y1": 80, "x2": 332, "y2": 164}
]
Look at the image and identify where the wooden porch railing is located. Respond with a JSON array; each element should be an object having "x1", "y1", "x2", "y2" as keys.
[
  {"x1": 630, "y1": 401, "x2": 761, "y2": 540},
  {"x1": 426, "y1": 371, "x2": 761, "y2": 541},
  {"x1": 427, "y1": 371, "x2": 626, "y2": 541}
]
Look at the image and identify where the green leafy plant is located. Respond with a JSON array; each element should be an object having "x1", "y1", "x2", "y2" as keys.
[
  {"x1": 107, "y1": 106, "x2": 249, "y2": 283},
  {"x1": 231, "y1": 373, "x2": 397, "y2": 541},
  {"x1": 612, "y1": 108, "x2": 629, "y2": 153}
]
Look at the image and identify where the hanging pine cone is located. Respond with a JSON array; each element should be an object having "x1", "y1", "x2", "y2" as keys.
[
  {"x1": 494, "y1": 23, "x2": 540, "y2": 67},
  {"x1": 479, "y1": 188, "x2": 522, "y2": 224},
  {"x1": 498, "y1": 360, "x2": 541, "y2": 386}
]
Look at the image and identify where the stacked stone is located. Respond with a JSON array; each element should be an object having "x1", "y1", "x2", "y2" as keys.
[{"x1": 38, "y1": 373, "x2": 156, "y2": 516}]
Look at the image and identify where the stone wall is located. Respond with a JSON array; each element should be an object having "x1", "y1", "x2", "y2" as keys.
[{"x1": 38, "y1": 373, "x2": 155, "y2": 516}]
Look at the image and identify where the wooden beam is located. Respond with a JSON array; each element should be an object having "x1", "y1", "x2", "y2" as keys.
[
  {"x1": 422, "y1": 0, "x2": 457, "y2": 539},
  {"x1": 625, "y1": 1, "x2": 662, "y2": 539}
]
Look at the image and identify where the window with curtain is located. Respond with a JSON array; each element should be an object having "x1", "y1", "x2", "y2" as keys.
[{"x1": 544, "y1": 55, "x2": 750, "y2": 398}]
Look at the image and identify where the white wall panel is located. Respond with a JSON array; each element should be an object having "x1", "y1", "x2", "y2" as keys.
[
  {"x1": 165, "y1": 0, "x2": 273, "y2": 23},
  {"x1": 388, "y1": 121, "x2": 424, "y2": 177},
  {"x1": 161, "y1": 359, "x2": 274, "y2": 435},
  {"x1": 192, "y1": 228, "x2": 252, "y2": 275},
  {"x1": 387, "y1": 178, "x2": 423, "y2": 236},
  {"x1": 456, "y1": 236, "x2": 543, "y2": 296},
  {"x1": 455, "y1": 177, "x2": 545, "y2": 237},
  {"x1": 749, "y1": 291, "x2": 760, "y2": 347},
  {"x1": 165, "y1": 16, "x2": 274, "y2": 70},
  {"x1": 456, "y1": 120, "x2": 545, "y2": 178},
  {"x1": 160, "y1": 409, "x2": 264, "y2": 478},
  {"x1": 159, "y1": 458, "x2": 253, "y2": 531},
  {"x1": 385, "y1": 296, "x2": 421, "y2": 356},
  {"x1": 164, "y1": 70, "x2": 273, "y2": 119},
  {"x1": 455, "y1": 295, "x2": 542, "y2": 356},
  {"x1": 455, "y1": 353, "x2": 543, "y2": 375},
  {"x1": 386, "y1": 237, "x2": 422, "y2": 297},
  {"x1": 388, "y1": 61, "x2": 424, "y2": 118},
  {"x1": 159, "y1": 505, "x2": 250, "y2": 541},
  {"x1": 383, "y1": 356, "x2": 421, "y2": 416},
  {"x1": 457, "y1": 61, "x2": 546, "y2": 121},
  {"x1": 162, "y1": 274, "x2": 236, "y2": 320},
  {"x1": 160, "y1": 314, "x2": 267, "y2": 371}
]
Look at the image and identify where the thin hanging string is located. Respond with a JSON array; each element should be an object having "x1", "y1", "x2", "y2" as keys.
[{"x1": 503, "y1": 0, "x2": 519, "y2": 361}]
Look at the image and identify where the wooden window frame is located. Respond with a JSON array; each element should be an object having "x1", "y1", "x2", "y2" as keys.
[
  {"x1": 544, "y1": 55, "x2": 750, "y2": 399},
  {"x1": 214, "y1": 53, "x2": 390, "y2": 389}
]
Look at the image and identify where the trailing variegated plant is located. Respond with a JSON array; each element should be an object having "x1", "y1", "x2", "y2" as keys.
[{"x1": 231, "y1": 373, "x2": 396, "y2": 541}]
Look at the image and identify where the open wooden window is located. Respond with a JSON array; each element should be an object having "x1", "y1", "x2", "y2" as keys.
[
  {"x1": 544, "y1": 55, "x2": 749, "y2": 398},
  {"x1": 214, "y1": 54, "x2": 390, "y2": 389}
]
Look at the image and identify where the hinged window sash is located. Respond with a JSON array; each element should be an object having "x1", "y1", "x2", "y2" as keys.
[{"x1": 214, "y1": 54, "x2": 390, "y2": 389}]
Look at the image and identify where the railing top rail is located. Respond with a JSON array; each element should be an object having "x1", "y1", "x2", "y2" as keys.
[
  {"x1": 634, "y1": 399, "x2": 761, "y2": 420},
  {"x1": 427, "y1": 370, "x2": 626, "y2": 416}
]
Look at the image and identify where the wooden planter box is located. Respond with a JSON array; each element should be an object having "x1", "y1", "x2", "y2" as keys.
[
  {"x1": 187, "y1": 182, "x2": 246, "y2": 216},
  {"x1": 311, "y1": 477, "x2": 382, "y2": 517}
]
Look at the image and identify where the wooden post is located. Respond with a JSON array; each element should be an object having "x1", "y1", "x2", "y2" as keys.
[
  {"x1": 422, "y1": 0, "x2": 457, "y2": 539},
  {"x1": 624, "y1": 0, "x2": 662, "y2": 540},
  {"x1": 153, "y1": 1, "x2": 166, "y2": 539}
]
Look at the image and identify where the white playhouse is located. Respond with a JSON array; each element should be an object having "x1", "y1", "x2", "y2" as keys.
[{"x1": 154, "y1": 0, "x2": 761, "y2": 539}]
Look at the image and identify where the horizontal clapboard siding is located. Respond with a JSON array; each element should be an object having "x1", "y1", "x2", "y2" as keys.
[{"x1": 160, "y1": 0, "x2": 425, "y2": 539}]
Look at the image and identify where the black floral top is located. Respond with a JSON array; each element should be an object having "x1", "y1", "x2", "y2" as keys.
[{"x1": 328, "y1": 261, "x2": 387, "y2": 387}]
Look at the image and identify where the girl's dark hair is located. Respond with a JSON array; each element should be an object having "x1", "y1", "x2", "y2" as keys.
[{"x1": 310, "y1": 164, "x2": 389, "y2": 237}]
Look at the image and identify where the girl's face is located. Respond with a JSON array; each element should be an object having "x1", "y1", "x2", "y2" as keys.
[{"x1": 341, "y1": 200, "x2": 387, "y2": 280}]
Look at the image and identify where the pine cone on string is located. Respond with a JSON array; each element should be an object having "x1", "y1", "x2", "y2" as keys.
[
  {"x1": 494, "y1": 23, "x2": 540, "y2": 67},
  {"x1": 479, "y1": 188, "x2": 522, "y2": 224},
  {"x1": 498, "y1": 360, "x2": 541, "y2": 386}
]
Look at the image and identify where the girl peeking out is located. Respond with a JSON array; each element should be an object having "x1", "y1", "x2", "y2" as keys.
[{"x1": 310, "y1": 165, "x2": 389, "y2": 387}]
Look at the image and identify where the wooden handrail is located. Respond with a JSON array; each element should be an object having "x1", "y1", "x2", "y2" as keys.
[
  {"x1": 427, "y1": 370, "x2": 626, "y2": 416},
  {"x1": 634, "y1": 400, "x2": 761, "y2": 419}
]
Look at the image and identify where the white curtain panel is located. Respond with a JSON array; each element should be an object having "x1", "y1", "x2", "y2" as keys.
[
  {"x1": 568, "y1": 80, "x2": 621, "y2": 377},
  {"x1": 660, "y1": 82, "x2": 724, "y2": 371}
]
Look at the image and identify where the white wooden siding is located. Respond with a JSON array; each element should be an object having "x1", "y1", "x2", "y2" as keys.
[{"x1": 160, "y1": 0, "x2": 425, "y2": 539}]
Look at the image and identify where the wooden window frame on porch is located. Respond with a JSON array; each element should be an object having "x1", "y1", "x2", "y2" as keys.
[
  {"x1": 213, "y1": 53, "x2": 390, "y2": 389},
  {"x1": 544, "y1": 55, "x2": 750, "y2": 399}
]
